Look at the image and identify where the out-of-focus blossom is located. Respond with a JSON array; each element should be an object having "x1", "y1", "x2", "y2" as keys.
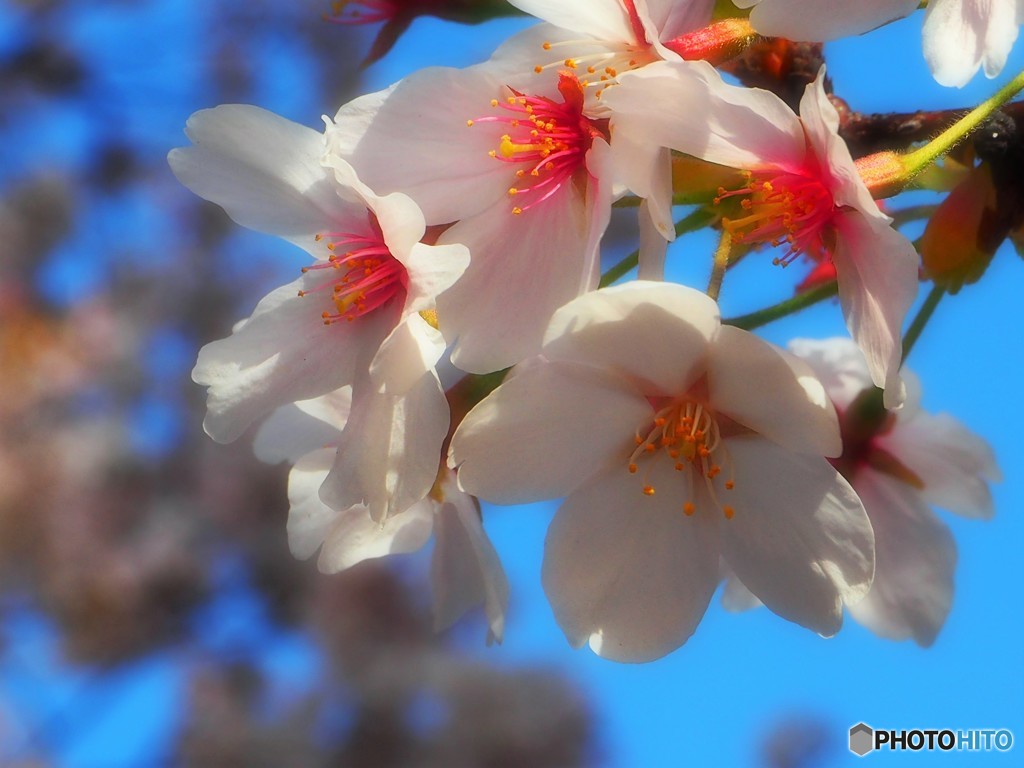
[
  {"x1": 169, "y1": 105, "x2": 468, "y2": 442},
  {"x1": 797, "y1": 337, "x2": 999, "y2": 645},
  {"x1": 450, "y1": 282, "x2": 873, "y2": 662},
  {"x1": 256, "y1": 389, "x2": 509, "y2": 643},
  {"x1": 734, "y1": 0, "x2": 1021, "y2": 87},
  {"x1": 604, "y1": 63, "x2": 918, "y2": 407},
  {"x1": 727, "y1": 337, "x2": 1000, "y2": 646}
]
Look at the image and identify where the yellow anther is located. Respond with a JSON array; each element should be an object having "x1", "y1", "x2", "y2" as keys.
[
  {"x1": 564, "y1": 58, "x2": 577, "y2": 68},
  {"x1": 534, "y1": 65, "x2": 543, "y2": 74},
  {"x1": 683, "y1": 502, "x2": 696, "y2": 516},
  {"x1": 419, "y1": 308, "x2": 439, "y2": 330},
  {"x1": 314, "y1": 233, "x2": 323, "y2": 241},
  {"x1": 508, "y1": 187, "x2": 518, "y2": 196},
  {"x1": 466, "y1": 119, "x2": 474, "y2": 127},
  {"x1": 542, "y1": 41, "x2": 552, "y2": 50},
  {"x1": 512, "y1": 207, "x2": 523, "y2": 215},
  {"x1": 490, "y1": 99, "x2": 498, "y2": 107},
  {"x1": 642, "y1": 486, "x2": 655, "y2": 496}
]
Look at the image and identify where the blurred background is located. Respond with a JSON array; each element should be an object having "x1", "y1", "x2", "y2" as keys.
[{"x1": 0, "y1": 1, "x2": 1021, "y2": 766}]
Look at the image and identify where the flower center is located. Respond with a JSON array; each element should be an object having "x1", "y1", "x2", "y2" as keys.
[
  {"x1": 627, "y1": 399, "x2": 737, "y2": 519},
  {"x1": 716, "y1": 171, "x2": 836, "y2": 267},
  {"x1": 299, "y1": 218, "x2": 406, "y2": 324},
  {"x1": 467, "y1": 74, "x2": 605, "y2": 215}
]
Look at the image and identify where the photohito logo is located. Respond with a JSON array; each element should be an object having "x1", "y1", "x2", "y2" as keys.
[{"x1": 849, "y1": 723, "x2": 1014, "y2": 756}]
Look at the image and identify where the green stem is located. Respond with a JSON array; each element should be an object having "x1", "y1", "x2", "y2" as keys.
[
  {"x1": 902, "y1": 67, "x2": 1024, "y2": 175},
  {"x1": 599, "y1": 207, "x2": 718, "y2": 288},
  {"x1": 723, "y1": 280, "x2": 838, "y2": 331},
  {"x1": 706, "y1": 231, "x2": 731, "y2": 301},
  {"x1": 901, "y1": 282, "x2": 945, "y2": 361}
]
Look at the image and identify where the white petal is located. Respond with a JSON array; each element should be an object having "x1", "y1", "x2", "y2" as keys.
[
  {"x1": 721, "y1": 572, "x2": 763, "y2": 612},
  {"x1": 847, "y1": 471, "x2": 957, "y2": 646},
  {"x1": 370, "y1": 313, "x2": 446, "y2": 395},
  {"x1": 746, "y1": 0, "x2": 918, "y2": 42},
  {"x1": 542, "y1": 281, "x2": 719, "y2": 396},
  {"x1": 437, "y1": 180, "x2": 599, "y2": 374},
  {"x1": 924, "y1": 0, "x2": 1021, "y2": 87},
  {"x1": 605, "y1": 60, "x2": 807, "y2": 174},
  {"x1": 542, "y1": 462, "x2": 720, "y2": 662},
  {"x1": 192, "y1": 276, "x2": 394, "y2": 443},
  {"x1": 168, "y1": 105, "x2": 350, "y2": 255},
  {"x1": 450, "y1": 360, "x2": 651, "y2": 504},
  {"x1": 319, "y1": 499, "x2": 434, "y2": 574},
  {"x1": 707, "y1": 326, "x2": 841, "y2": 457},
  {"x1": 720, "y1": 436, "x2": 874, "y2": 637},
  {"x1": 642, "y1": 0, "x2": 716, "y2": 39},
  {"x1": 286, "y1": 448, "x2": 345, "y2": 560},
  {"x1": 253, "y1": 388, "x2": 351, "y2": 464},
  {"x1": 320, "y1": 371, "x2": 449, "y2": 522},
  {"x1": 798, "y1": 72, "x2": 887, "y2": 222},
  {"x1": 431, "y1": 474, "x2": 510, "y2": 644},
  {"x1": 787, "y1": 336, "x2": 874, "y2": 410},
  {"x1": 506, "y1": 0, "x2": 635, "y2": 43},
  {"x1": 637, "y1": 199, "x2": 670, "y2": 280},
  {"x1": 831, "y1": 211, "x2": 920, "y2": 409},
  {"x1": 610, "y1": 126, "x2": 675, "y2": 242},
  {"x1": 328, "y1": 66, "x2": 515, "y2": 224},
  {"x1": 401, "y1": 241, "x2": 470, "y2": 316},
  {"x1": 878, "y1": 412, "x2": 1001, "y2": 518}
]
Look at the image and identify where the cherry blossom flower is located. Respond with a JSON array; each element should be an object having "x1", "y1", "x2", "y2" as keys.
[
  {"x1": 169, "y1": 105, "x2": 468, "y2": 442},
  {"x1": 324, "y1": 0, "x2": 731, "y2": 373},
  {"x1": 326, "y1": 65, "x2": 617, "y2": 374},
  {"x1": 449, "y1": 282, "x2": 873, "y2": 662},
  {"x1": 603, "y1": 62, "x2": 919, "y2": 408},
  {"x1": 726, "y1": 338, "x2": 1000, "y2": 646},
  {"x1": 734, "y1": 0, "x2": 1020, "y2": 88},
  {"x1": 254, "y1": 387, "x2": 509, "y2": 643}
]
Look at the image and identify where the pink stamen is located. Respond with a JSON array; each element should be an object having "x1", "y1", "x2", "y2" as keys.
[
  {"x1": 302, "y1": 226, "x2": 406, "y2": 324},
  {"x1": 716, "y1": 171, "x2": 836, "y2": 267},
  {"x1": 469, "y1": 73, "x2": 606, "y2": 216}
]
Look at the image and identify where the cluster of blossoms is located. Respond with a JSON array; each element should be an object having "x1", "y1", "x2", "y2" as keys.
[{"x1": 171, "y1": 0, "x2": 1006, "y2": 660}]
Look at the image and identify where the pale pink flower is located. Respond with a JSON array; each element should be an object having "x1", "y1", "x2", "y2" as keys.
[
  {"x1": 323, "y1": 1, "x2": 723, "y2": 373},
  {"x1": 449, "y1": 282, "x2": 873, "y2": 662},
  {"x1": 325, "y1": 66, "x2": 615, "y2": 374},
  {"x1": 604, "y1": 63, "x2": 919, "y2": 408},
  {"x1": 734, "y1": 0, "x2": 1020, "y2": 87},
  {"x1": 795, "y1": 337, "x2": 999, "y2": 645},
  {"x1": 169, "y1": 105, "x2": 468, "y2": 442},
  {"x1": 725, "y1": 338, "x2": 1000, "y2": 645},
  {"x1": 255, "y1": 389, "x2": 509, "y2": 643}
]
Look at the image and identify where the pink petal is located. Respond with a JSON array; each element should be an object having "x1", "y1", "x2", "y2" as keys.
[
  {"x1": 707, "y1": 326, "x2": 842, "y2": 457},
  {"x1": 847, "y1": 470, "x2": 957, "y2": 646},
  {"x1": 542, "y1": 461, "x2": 720, "y2": 662},
  {"x1": 541, "y1": 281, "x2": 719, "y2": 397},
  {"x1": 450, "y1": 360, "x2": 651, "y2": 504},
  {"x1": 719, "y1": 436, "x2": 874, "y2": 637}
]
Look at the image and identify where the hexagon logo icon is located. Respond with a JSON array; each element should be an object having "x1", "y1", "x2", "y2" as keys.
[{"x1": 849, "y1": 722, "x2": 874, "y2": 756}]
